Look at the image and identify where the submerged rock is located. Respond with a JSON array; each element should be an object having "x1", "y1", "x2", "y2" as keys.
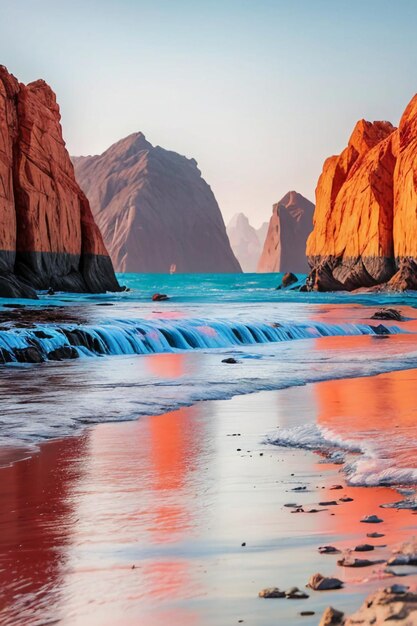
[{"x1": 14, "y1": 347, "x2": 44, "y2": 363}]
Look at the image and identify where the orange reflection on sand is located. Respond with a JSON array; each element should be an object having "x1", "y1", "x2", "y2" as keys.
[
  {"x1": 313, "y1": 368, "x2": 417, "y2": 547},
  {"x1": 146, "y1": 352, "x2": 187, "y2": 378},
  {"x1": 147, "y1": 406, "x2": 200, "y2": 542}
]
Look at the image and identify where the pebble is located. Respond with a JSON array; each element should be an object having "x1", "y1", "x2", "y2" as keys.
[
  {"x1": 258, "y1": 587, "x2": 285, "y2": 598},
  {"x1": 361, "y1": 514, "x2": 384, "y2": 523},
  {"x1": 318, "y1": 546, "x2": 341, "y2": 554},
  {"x1": 354, "y1": 544, "x2": 375, "y2": 552}
]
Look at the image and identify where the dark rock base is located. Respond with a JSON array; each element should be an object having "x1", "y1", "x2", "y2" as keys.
[{"x1": 0, "y1": 250, "x2": 122, "y2": 298}]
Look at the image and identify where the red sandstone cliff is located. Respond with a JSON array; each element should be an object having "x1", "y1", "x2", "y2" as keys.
[
  {"x1": 0, "y1": 66, "x2": 120, "y2": 297},
  {"x1": 73, "y1": 133, "x2": 241, "y2": 274},
  {"x1": 307, "y1": 95, "x2": 417, "y2": 291},
  {"x1": 257, "y1": 191, "x2": 314, "y2": 273}
]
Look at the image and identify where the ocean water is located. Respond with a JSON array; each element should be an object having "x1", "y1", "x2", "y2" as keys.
[{"x1": 1, "y1": 272, "x2": 417, "y2": 491}]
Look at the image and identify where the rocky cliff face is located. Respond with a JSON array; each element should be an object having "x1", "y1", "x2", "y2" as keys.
[
  {"x1": 257, "y1": 191, "x2": 314, "y2": 273},
  {"x1": 226, "y1": 213, "x2": 266, "y2": 272},
  {"x1": 307, "y1": 94, "x2": 417, "y2": 291},
  {"x1": 73, "y1": 133, "x2": 241, "y2": 274},
  {"x1": 0, "y1": 65, "x2": 120, "y2": 298}
]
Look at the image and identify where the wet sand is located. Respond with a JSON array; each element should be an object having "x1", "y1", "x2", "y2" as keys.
[{"x1": 0, "y1": 371, "x2": 417, "y2": 625}]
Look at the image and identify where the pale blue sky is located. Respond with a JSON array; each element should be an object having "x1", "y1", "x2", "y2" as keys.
[{"x1": 1, "y1": 0, "x2": 416, "y2": 226}]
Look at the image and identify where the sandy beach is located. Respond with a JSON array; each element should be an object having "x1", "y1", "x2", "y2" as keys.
[{"x1": 1, "y1": 366, "x2": 417, "y2": 626}]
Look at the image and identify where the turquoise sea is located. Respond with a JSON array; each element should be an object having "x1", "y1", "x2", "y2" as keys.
[{"x1": 1, "y1": 272, "x2": 417, "y2": 489}]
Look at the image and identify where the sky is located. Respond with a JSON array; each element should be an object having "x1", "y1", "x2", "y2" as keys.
[{"x1": 1, "y1": 0, "x2": 417, "y2": 227}]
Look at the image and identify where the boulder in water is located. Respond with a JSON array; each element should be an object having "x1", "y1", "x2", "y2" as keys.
[
  {"x1": 47, "y1": 346, "x2": 79, "y2": 361},
  {"x1": 307, "y1": 573, "x2": 343, "y2": 590},
  {"x1": 371, "y1": 308, "x2": 403, "y2": 321},
  {"x1": 152, "y1": 293, "x2": 169, "y2": 302}
]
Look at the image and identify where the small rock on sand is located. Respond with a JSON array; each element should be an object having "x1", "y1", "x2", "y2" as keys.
[
  {"x1": 367, "y1": 532, "x2": 385, "y2": 538},
  {"x1": 319, "y1": 501, "x2": 338, "y2": 506},
  {"x1": 318, "y1": 546, "x2": 341, "y2": 554},
  {"x1": 354, "y1": 544, "x2": 375, "y2": 552},
  {"x1": 319, "y1": 607, "x2": 344, "y2": 625},
  {"x1": 222, "y1": 357, "x2": 238, "y2": 364},
  {"x1": 339, "y1": 496, "x2": 354, "y2": 502},
  {"x1": 337, "y1": 556, "x2": 382, "y2": 568},
  {"x1": 258, "y1": 587, "x2": 285, "y2": 598},
  {"x1": 323, "y1": 586, "x2": 417, "y2": 624},
  {"x1": 285, "y1": 587, "x2": 309, "y2": 599},
  {"x1": 361, "y1": 514, "x2": 383, "y2": 523},
  {"x1": 307, "y1": 573, "x2": 343, "y2": 590}
]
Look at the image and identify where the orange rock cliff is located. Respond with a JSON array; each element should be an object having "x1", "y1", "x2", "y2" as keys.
[
  {"x1": 0, "y1": 65, "x2": 120, "y2": 297},
  {"x1": 306, "y1": 94, "x2": 417, "y2": 291}
]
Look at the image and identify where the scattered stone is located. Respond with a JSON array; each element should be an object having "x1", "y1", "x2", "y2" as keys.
[
  {"x1": 258, "y1": 587, "x2": 285, "y2": 598},
  {"x1": 307, "y1": 573, "x2": 343, "y2": 591},
  {"x1": 330, "y1": 485, "x2": 343, "y2": 490},
  {"x1": 285, "y1": 587, "x2": 309, "y2": 599},
  {"x1": 384, "y1": 567, "x2": 409, "y2": 577},
  {"x1": 284, "y1": 503, "x2": 301, "y2": 508},
  {"x1": 361, "y1": 514, "x2": 383, "y2": 523},
  {"x1": 354, "y1": 544, "x2": 375, "y2": 552},
  {"x1": 388, "y1": 540, "x2": 417, "y2": 566},
  {"x1": 318, "y1": 607, "x2": 344, "y2": 625},
  {"x1": 319, "y1": 501, "x2": 338, "y2": 506},
  {"x1": 318, "y1": 546, "x2": 341, "y2": 554},
  {"x1": 241, "y1": 542, "x2": 246, "y2": 547},
  {"x1": 292, "y1": 485, "x2": 307, "y2": 491},
  {"x1": 222, "y1": 357, "x2": 238, "y2": 364},
  {"x1": 387, "y1": 584, "x2": 409, "y2": 594},
  {"x1": 152, "y1": 293, "x2": 169, "y2": 301},
  {"x1": 300, "y1": 611, "x2": 315, "y2": 617},
  {"x1": 367, "y1": 532, "x2": 385, "y2": 538},
  {"x1": 326, "y1": 586, "x2": 417, "y2": 624},
  {"x1": 337, "y1": 556, "x2": 383, "y2": 568},
  {"x1": 371, "y1": 308, "x2": 403, "y2": 321},
  {"x1": 339, "y1": 496, "x2": 354, "y2": 502}
]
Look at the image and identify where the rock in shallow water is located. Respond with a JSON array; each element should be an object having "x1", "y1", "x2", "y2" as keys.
[{"x1": 307, "y1": 573, "x2": 343, "y2": 590}]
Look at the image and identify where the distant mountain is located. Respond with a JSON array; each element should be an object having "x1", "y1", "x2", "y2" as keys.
[
  {"x1": 226, "y1": 213, "x2": 267, "y2": 272},
  {"x1": 257, "y1": 191, "x2": 314, "y2": 273},
  {"x1": 73, "y1": 133, "x2": 241, "y2": 273}
]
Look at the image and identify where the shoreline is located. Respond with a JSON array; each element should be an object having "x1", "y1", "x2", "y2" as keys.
[{"x1": 0, "y1": 373, "x2": 416, "y2": 625}]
